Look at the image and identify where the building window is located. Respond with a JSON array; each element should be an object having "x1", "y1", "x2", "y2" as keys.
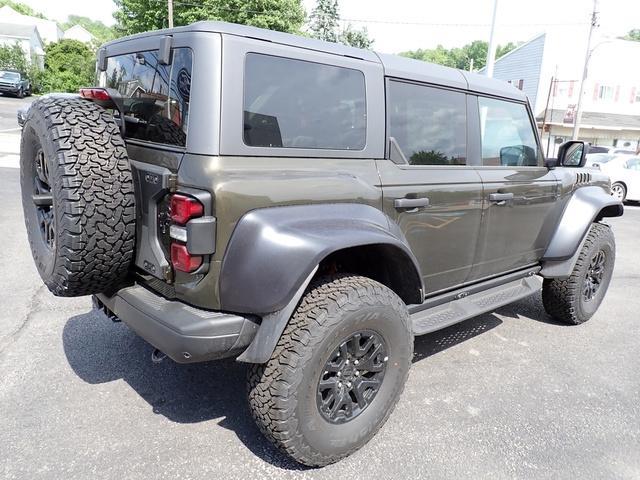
[
  {"x1": 508, "y1": 79, "x2": 524, "y2": 90},
  {"x1": 598, "y1": 85, "x2": 614, "y2": 101}
]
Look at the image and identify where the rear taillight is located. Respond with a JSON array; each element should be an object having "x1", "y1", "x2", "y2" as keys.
[
  {"x1": 169, "y1": 193, "x2": 204, "y2": 273},
  {"x1": 170, "y1": 194, "x2": 204, "y2": 225},
  {"x1": 171, "y1": 243, "x2": 202, "y2": 273},
  {"x1": 79, "y1": 87, "x2": 111, "y2": 102}
]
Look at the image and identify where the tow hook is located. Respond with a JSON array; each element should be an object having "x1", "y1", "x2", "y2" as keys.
[{"x1": 151, "y1": 348, "x2": 167, "y2": 364}]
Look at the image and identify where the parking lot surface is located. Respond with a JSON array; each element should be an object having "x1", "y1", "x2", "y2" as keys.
[{"x1": 1, "y1": 95, "x2": 640, "y2": 479}]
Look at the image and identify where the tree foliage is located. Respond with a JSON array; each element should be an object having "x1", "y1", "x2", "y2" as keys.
[
  {"x1": 308, "y1": 0, "x2": 373, "y2": 49},
  {"x1": 0, "y1": 0, "x2": 47, "y2": 19},
  {"x1": 624, "y1": 29, "x2": 640, "y2": 41},
  {"x1": 62, "y1": 15, "x2": 116, "y2": 45},
  {"x1": 400, "y1": 41, "x2": 518, "y2": 71},
  {"x1": 113, "y1": 0, "x2": 306, "y2": 35},
  {"x1": 41, "y1": 40, "x2": 95, "y2": 93},
  {"x1": 0, "y1": 42, "x2": 28, "y2": 74}
]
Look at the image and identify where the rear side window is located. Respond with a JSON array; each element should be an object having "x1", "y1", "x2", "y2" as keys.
[
  {"x1": 387, "y1": 81, "x2": 467, "y2": 165},
  {"x1": 243, "y1": 53, "x2": 366, "y2": 150},
  {"x1": 102, "y1": 48, "x2": 192, "y2": 147},
  {"x1": 478, "y1": 97, "x2": 541, "y2": 167}
]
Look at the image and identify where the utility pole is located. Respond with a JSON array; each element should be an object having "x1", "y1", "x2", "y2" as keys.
[
  {"x1": 572, "y1": 0, "x2": 599, "y2": 140},
  {"x1": 485, "y1": 0, "x2": 499, "y2": 77},
  {"x1": 168, "y1": 0, "x2": 174, "y2": 28}
]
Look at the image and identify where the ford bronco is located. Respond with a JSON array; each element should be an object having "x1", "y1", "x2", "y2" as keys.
[{"x1": 19, "y1": 22, "x2": 623, "y2": 466}]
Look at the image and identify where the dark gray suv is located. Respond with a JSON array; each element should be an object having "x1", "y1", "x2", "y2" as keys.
[
  {"x1": 19, "y1": 21, "x2": 623, "y2": 466},
  {"x1": 0, "y1": 69, "x2": 31, "y2": 98}
]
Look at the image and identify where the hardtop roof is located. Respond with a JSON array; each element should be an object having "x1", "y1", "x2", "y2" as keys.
[{"x1": 103, "y1": 21, "x2": 526, "y2": 102}]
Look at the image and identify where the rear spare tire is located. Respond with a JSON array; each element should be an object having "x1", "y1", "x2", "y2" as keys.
[{"x1": 20, "y1": 96, "x2": 135, "y2": 297}]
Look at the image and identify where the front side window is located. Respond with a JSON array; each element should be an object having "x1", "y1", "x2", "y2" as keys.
[
  {"x1": 387, "y1": 81, "x2": 467, "y2": 166},
  {"x1": 103, "y1": 48, "x2": 192, "y2": 147},
  {"x1": 479, "y1": 97, "x2": 540, "y2": 167},
  {"x1": 243, "y1": 53, "x2": 366, "y2": 150}
]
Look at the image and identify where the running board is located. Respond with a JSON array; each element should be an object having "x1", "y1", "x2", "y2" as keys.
[{"x1": 411, "y1": 276, "x2": 542, "y2": 336}]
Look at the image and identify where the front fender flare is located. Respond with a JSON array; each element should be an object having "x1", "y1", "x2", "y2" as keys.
[{"x1": 540, "y1": 186, "x2": 622, "y2": 277}]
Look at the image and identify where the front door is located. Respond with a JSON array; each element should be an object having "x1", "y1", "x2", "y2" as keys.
[
  {"x1": 378, "y1": 80, "x2": 483, "y2": 296},
  {"x1": 469, "y1": 96, "x2": 560, "y2": 281}
]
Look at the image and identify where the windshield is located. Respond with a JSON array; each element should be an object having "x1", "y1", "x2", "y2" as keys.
[{"x1": 0, "y1": 71, "x2": 20, "y2": 82}]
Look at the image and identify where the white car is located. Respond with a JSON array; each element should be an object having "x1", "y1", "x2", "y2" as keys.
[{"x1": 598, "y1": 155, "x2": 640, "y2": 201}]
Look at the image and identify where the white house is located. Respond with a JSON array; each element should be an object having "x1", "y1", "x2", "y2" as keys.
[
  {"x1": 0, "y1": 22, "x2": 45, "y2": 69},
  {"x1": 0, "y1": 5, "x2": 63, "y2": 44},
  {"x1": 482, "y1": 31, "x2": 640, "y2": 155},
  {"x1": 63, "y1": 25, "x2": 94, "y2": 44}
]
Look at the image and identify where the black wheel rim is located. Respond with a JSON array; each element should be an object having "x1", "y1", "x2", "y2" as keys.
[
  {"x1": 317, "y1": 330, "x2": 388, "y2": 424},
  {"x1": 32, "y1": 148, "x2": 55, "y2": 249},
  {"x1": 583, "y1": 249, "x2": 606, "y2": 302}
]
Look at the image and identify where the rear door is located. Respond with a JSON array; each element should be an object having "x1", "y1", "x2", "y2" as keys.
[
  {"x1": 377, "y1": 80, "x2": 483, "y2": 295},
  {"x1": 468, "y1": 96, "x2": 559, "y2": 281}
]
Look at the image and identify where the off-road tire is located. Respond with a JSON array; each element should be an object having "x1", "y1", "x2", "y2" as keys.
[
  {"x1": 146, "y1": 114, "x2": 186, "y2": 146},
  {"x1": 247, "y1": 275, "x2": 413, "y2": 467},
  {"x1": 20, "y1": 97, "x2": 135, "y2": 297},
  {"x1": 542, "y1": 223, "x2": 615, "y2": 325},
  {"x1": 17, "y1": 87, "x2": 24, "y2": 99}
]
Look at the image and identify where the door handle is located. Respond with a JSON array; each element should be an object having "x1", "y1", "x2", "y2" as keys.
[
  {"x1": 394, "y1": 197, "x2": 430, "y2": 209},
  {"x1": 489, "y1": 192, "x2": 514, "y2": 205}
]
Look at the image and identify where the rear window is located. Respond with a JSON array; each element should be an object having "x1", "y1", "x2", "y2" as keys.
[
  {"x1": 243, "y1": 53, "x2": 366, "y2": 150},
  {"x1": 102, "y1": 48, "x2": 192, "y2": 147}
]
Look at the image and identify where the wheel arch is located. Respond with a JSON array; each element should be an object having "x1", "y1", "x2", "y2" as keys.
[{"x1": 540, "y1": 186, "x2": 622, "y2": 278}]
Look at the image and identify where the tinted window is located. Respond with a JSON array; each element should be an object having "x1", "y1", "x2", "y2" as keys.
[
  {"x1": 479, "y1": 97, "x2": 540, "y2": 166},
  {"x1": 103, "y1": 48, "x2": 192, "y2": 147},
  {"x1": 243, "y1": 53, "x2": 366, "y2": 150},
  {"x1": 388, "y1": 81, "x2": 466, "y2": 165}
]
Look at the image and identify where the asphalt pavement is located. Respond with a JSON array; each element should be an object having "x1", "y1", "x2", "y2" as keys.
[{"x1": 1, "y1": 97, "x2": 640, "y2": 479}]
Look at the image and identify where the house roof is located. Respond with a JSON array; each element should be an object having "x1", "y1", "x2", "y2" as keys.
[
  {"x1": 0, "y1": 5, "x2": 62, "y2": 43},
  {"x1": 539, "y1": 109, "x2": 640, "y2": 130},
  {"x1": 0, "y1": 22, "x2": 38, "y2": 39}
]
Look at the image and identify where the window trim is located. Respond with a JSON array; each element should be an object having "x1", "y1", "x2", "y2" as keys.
[
  {"x1": 219, "y1": 35, "x2": 385, "y2": 159},
  {"x1": 384, "y1": 77, "x2": 470, "y2": 168}
]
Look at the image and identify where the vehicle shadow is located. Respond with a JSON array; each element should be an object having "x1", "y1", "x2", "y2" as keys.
[
  {"x1": 62, "y1": 293, "x2": 558, "y2": 469},
  {"x1": 62, "y1": 310, "x2": 306, "y2": 471}
]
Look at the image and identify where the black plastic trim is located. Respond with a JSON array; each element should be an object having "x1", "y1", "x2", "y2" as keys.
[
  {"x1": 219, "y1": 203, "x2": 423, "y2": 315},
  {"x1": 96, "y1": 285, "x2": 259, "y2": 363}
]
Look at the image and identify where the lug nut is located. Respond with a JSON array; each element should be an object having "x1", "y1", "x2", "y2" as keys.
[
  {"x1": 383, "y1": 356, "x2": 388, "y2": 362},
  {"x1": 337, "y1": 372, "x2": 341, "y2": 377},
  {"x1": 355, "y1": 371, "x2": 360, "y2": 376},
  {"x1": 354, "y1": 359, "x2": 359, "y2": 365}
]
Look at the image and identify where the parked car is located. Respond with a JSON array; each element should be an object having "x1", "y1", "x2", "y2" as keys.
[
  {"x1": 588, "y1": 145, "x2": 635, "y2": 155},
  {"x1": 18, "y1": 21, "x2": 623, "y2": 467},
  {"x1": 0, "y1": 69, "x2": 31, "y2": 98},
  {"x1": 585, "y1": 152, "x2": 615, "y2": 169},
  {"x1": 599, "y1": 155, "x2": 640, "y2": 201}
]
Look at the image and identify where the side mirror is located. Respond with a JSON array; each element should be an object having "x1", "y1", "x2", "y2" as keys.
[{"x1": 557, "y1": 140, "x2": 587, "y2": 167}]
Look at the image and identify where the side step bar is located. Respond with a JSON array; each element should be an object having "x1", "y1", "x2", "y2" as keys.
[{"x1": 411, "y1": 276, "x2": 542, "y2": 336}]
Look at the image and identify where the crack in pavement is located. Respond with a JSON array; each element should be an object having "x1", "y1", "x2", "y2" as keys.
[{"x1": 0, "y1": 284, "x2": 46, "y2": 357}]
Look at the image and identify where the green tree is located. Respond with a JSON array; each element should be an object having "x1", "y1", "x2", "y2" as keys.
[
  {"x1": 113, "y1": 0, "x2": 305, "y2": 35},
  {"x1": 400, "y1": 40, "x2": 518, "y2": 71},
  {"x1": 41, "y1": 39, "x2": 95, "y2": 93},
  {"x1": 309, "y1": 0, "x2": 339, "y2": 42},
  {"x1": 0, "y1": 0, "x2": 47, "y2": 19},
  {"x1": 308, "y1": 0, "x2": 373, "y2": 48},
  {"x1": 0, "y1": 42, "x2": 28, "y2": 74},
  {"x1": 624, "y1": 29, "x2": 640, "y2": 41},
  {"x1": 62, "y1": 15, "x2": 116, "y2": 45}
]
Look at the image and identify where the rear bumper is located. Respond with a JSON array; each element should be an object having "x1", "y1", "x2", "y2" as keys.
[{"x1": 95, "y1": 285, "x2": 259, "y2": 363}]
